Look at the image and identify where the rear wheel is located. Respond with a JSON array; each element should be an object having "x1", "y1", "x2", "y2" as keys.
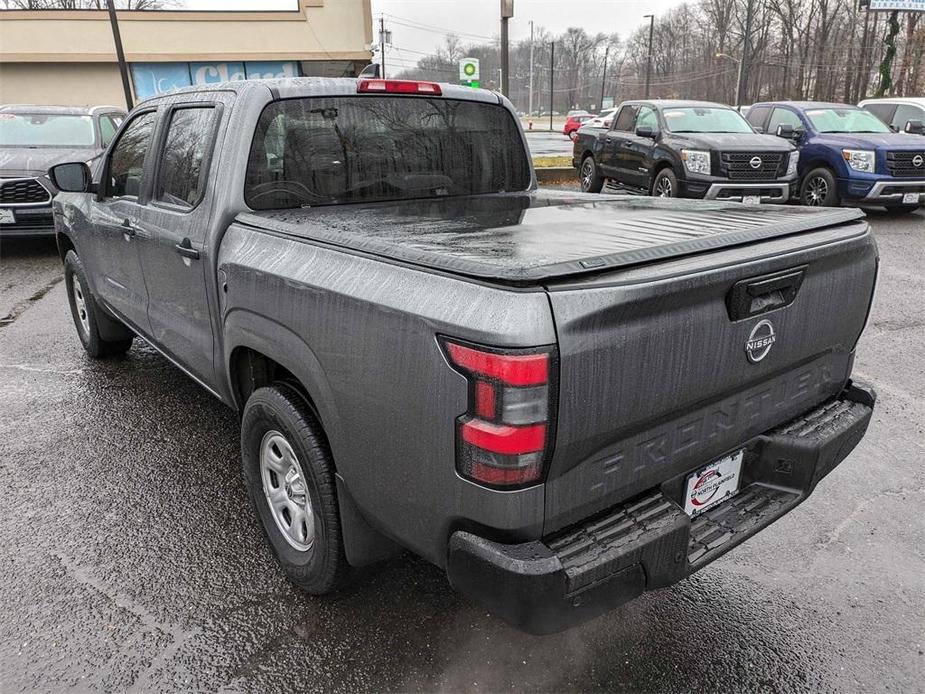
[
  {"x1": 579, "y1": 155, "x2": 604, "y2": 193},
  {"x1": 800, "y1": 168, "x2": 840, "y2": 207},
  {"x1": 64, "y1": 250, "x2": 133, "y2": 358},
  {"x1": 241, "y1": 384, "x2": 349, "y2": 594},
  {"x1": 652, "y1": 168, "x2": 679, "y2": 198}
]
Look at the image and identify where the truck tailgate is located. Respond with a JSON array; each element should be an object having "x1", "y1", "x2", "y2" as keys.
[{"x1": 543, "y1": 219, "x2": 877, "y2": 533}]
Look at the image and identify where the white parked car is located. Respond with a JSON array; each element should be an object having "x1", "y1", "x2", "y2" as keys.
[
  {"x1": 583, "y1": 107, "x2": 618, "y2": 129},
  {"x1": 858, "y1": 97, "x2": 925, "y2": 134}
]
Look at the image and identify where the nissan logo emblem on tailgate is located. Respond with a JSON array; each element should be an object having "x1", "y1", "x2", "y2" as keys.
[
  {"x1": 745, "y1": 319, "x2": 776, "y2": 363},
  {"x1": 913, "y1": 154, "x2": 924, "y2": 168},
  {"x1": 749, "y1": 156, "x2": 762, "y2": 169}
]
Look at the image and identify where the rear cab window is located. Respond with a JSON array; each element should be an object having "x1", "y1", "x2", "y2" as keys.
[{"x1": 244, "y1": 96, "x2": 530, "y2": 210}]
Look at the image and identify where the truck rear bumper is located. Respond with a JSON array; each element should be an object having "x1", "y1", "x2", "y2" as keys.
[{"x1": 446, "y1": 381, "x2": 875, "y2": 634}]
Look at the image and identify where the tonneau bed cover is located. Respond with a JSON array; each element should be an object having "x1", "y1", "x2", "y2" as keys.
[{"x1": 236, "y1": 190, "x2": 865, "y2": 284}]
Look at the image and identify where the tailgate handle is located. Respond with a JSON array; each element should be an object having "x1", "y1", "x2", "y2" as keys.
[{"x1": 726, "y1": 266, "x2": 806, "y2": 321}]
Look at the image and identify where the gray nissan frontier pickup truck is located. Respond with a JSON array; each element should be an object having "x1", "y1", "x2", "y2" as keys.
[{"x1": 48, "y1": 77, "x2": 877, "y2": 634}]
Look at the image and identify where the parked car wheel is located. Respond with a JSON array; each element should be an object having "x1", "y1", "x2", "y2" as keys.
[
  {"x1": 64, "y1": 250, "x2": 133, "y2": 358},
  {"x1": 568, "y1": 130, "x2": 578, "y2": 141},
  {"x1": 800, "y1": 168, "x2": 840, "y2": 207},
  {"x1": 241, "y1": 383, "x2": 349, "y2": 594},
  {"x1": 652, "y1": 168, "x2": 679, "y2": 198},
  {"x1": 579, "y1": 155, "x2": 604, "y2": 193}
]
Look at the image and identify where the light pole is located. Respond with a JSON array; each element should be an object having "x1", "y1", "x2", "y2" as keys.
[
  {"x1": 643, "y1": 14, "x2": 654, "y2": 99},
  {"x1": 501, "y1": 0, "x2": 513, "y2": 98},
  {"x1": 600, "y1": 45, "x2": 609, "y2": 111},
  {"x1": 106, "y1": 0, "x2": 133, "y2": 110},
  {"x1": 528, "y1": 20, "x2": 535, "y2": 116},
  {"x1": 715, "y1": 52, "x2": 742, "y2": 107}
]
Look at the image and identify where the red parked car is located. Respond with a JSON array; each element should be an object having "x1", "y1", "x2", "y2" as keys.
[{"x1": 563, "y1": 112, "x2": 594, "y2": 139}]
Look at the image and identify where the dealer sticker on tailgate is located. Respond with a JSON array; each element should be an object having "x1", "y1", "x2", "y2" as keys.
[{"x1": 684, "y1": 449, "x2": 744, "y2": 517}]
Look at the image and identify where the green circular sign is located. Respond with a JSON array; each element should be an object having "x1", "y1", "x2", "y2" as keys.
[{"x1": 463, "y1": 63, "x2": 476, "y2": 77}]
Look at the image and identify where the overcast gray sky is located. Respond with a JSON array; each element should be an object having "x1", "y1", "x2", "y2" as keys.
[{"x1": 370, "y1": 0, "x2": 684, "y2": 65}]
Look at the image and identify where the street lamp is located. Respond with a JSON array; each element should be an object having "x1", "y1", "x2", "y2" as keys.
[{"x1": 715, "y1": 52, "x2": 743, "y2": 108}]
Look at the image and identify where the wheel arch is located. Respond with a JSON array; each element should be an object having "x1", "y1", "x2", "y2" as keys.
[{"x1": 225, "y1": 312, "x2": 401, "y2": 568}]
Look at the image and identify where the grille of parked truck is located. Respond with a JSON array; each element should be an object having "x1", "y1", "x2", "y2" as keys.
[
  {"x1": 47, "y1": 77, "x2": 877, "y2": 634},
  {"x1": 572, "y1": 100, "x2": 799, "y2": 203}
]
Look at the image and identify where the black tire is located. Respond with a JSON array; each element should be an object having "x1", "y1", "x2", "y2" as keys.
[
  {"x1": 800, "y1": 167, "x2": 840, "y2": 207},
  {"x1": 579, "y1": 155, "x2": 604, "y2": 193},
  {"x1": 884, "y1": 204, "x2": 921, "y2": 214},
  {"x1": 241, "y1": 384, "x2": 348, "y2": 594},
  {"x1": 63, "y1": 250, "x2": 133, "y2": 358},
  {"x1": 652, "y1": 168, "x2": 679, "y2": 198}
]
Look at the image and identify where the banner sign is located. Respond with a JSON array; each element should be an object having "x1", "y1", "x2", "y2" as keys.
[
  {"x1": 131, "y1": 61, "x2": 300, "y2": 100},
  {"x1": 864, "y1": 0, "x2": 925, "y2": 10}
]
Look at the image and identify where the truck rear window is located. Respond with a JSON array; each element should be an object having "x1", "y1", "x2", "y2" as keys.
[{"x1": 244, "y1": 96, "x2": 530, "y2": 210}]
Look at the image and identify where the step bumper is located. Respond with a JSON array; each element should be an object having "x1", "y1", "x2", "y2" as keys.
[{"x1": 446, "y1": 381, "x2": 875, "y2": 634}]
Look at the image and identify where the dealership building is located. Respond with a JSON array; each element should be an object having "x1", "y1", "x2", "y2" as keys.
[{"x1": 0, "y1": 1, "x2": 373, "y2": 108}]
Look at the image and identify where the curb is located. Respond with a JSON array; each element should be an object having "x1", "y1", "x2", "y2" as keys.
[{"x1": 535, "y1": 167, "x2": 576, "y2": 183}]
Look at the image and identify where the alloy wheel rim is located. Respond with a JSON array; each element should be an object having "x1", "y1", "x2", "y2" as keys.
[
  {"x1": 656, "y1": 176, "x2": 673, "y2": 197},
  {"x1": 72, "y1": 275, "x2": 90, "y2": 336},
  {"x1": 805, "y1": 176, "x2": 828, "y2": 206},
  {"x1": 260, "y1": 430, "x2": 315, "y2": 551},
  {"x1": 581, "y1": 159, "x2": 594, "y2": 190}
]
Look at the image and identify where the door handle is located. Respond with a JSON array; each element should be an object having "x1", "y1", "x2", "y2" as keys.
[
  {"x1": 120, "y1": 218, "x2": 136, "y2": 237},
  {"x1": 175, "y1": 238, "x2": 200, "y2": 260},
  {"x1": 726, "y1": 266, "x2": 807, "y2": 320}
]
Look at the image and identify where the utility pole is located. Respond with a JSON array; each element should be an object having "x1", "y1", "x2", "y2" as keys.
[
  {"x1": 600, "y1": 45, "x2": 609, "y2": 110},
  {"x1": 643, "y1": 14, "x2": 654, "y2": 99},
  {"x1": 500, "y1": 0, "x2": 513, "y2": 98},
  {"x1": 528, "y1": 20, "x2": 535, "y2": 116},
  {"x1": 549, "y1": 41, "x2": 555, "y2": 131},
  {"x1": 379, "y1": 16, "x2": 387, "y2": 79},
  {"x1": 736, "y1": 0, "x2": 754, "y2": 107},
  {"x1": 106, "y1": 0, "x2": 133, "y2": 110}
]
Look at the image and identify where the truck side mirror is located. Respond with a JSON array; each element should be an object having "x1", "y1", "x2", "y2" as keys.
[
  {"x1": 358, "y1": 63, "x2": 381, "y2": 79},
  {"x1": 635, "y1": 125, "x2": 656, "y2": 139},
  {"x1": 775, "y1": 124, "x2": 794, "y2": 139},
  {"x1": 48, "y1": 162, "x2": 93, "y2": 193},
  {"x1": 905, "y1": 119, "x2": 925, "y2": 135}
]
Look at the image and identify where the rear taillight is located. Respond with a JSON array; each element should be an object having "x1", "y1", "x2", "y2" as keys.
[
  {"x1": 357, "y1": 79, "x2": 443, "y2": 95},
  {"x1": 443, "y1": 339, "x2": 557, "y2": 489}
]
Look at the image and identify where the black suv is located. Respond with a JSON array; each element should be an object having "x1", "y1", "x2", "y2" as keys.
[
  {"x1": 572, "y1": 100, "x2": 799, "y2": 204},
  {"x1": 0, "y1": 105, "x2": 125, "y2": 238}
]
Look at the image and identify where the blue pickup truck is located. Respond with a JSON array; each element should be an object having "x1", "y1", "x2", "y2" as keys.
[{"x1": 746, "y1": 101, "x2": 925, "y2": 212}]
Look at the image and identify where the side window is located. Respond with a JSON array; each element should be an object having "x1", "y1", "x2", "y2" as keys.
[
  {"x1": 635, "y1": 106, "x2": 658, "y2": 130},
  {"x1": 746, "y1": 106, "x2": 770, "y2": 129},
  {"x1": 613, "y1": 105, "x2": 638, "y2": 132},
  {"x1": 892, "y1": 104, "x2": 925, "y2": 130},
  {"x1": 767, "y1": 107, "x2": 802, "y2": 134},
  {"x1": 106, "y1": 111, "x2": 156, "y2": 199},
  {"x1": 99, "y1": 115, "x2": 119, "y2": 147},
  {"x1": 154, "y1": 107, "x2": 216, "y2": 209},
  {"x1": 864, "y1": 103, "x2": 896, "y2": 126}
]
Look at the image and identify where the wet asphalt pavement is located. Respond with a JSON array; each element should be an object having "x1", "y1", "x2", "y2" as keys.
[{"x1": 1, "y1": 206, "x2": 923, "y2": 693}]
